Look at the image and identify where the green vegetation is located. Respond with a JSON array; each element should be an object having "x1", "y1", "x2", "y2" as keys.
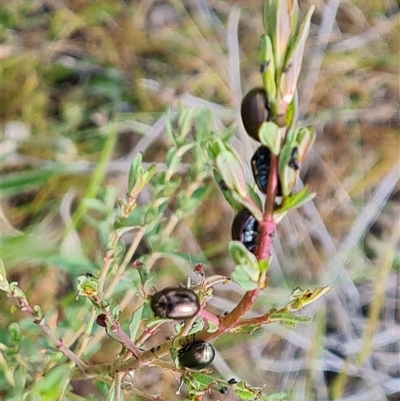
[{"x1": 1, "y1": 1, "x2": 399, "y2": 400}]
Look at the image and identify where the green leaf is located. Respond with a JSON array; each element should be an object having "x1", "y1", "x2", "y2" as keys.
[
  {"x1": 230, "y1": 324, "x2": 262, "y2": 335},
  {"x1": 13, "y1": 365, "x2": 28, "y2": 397},
  {"x1": 104, "y1": 383, "x2": 115, "y2": 401},
  {"x1": 262, "y1": 2, "x2": 277, "y2": 41},
  {"x1": 246, "y1": 184, "x2": 263, "y2": 212},
  {"x1": 278, "y1": 142, "x2": 298, "y2": 197},
  {"x1": 193, "y1": 108, "x2": 214, "y2": 142},
  {"x1": 216, "y1": 149, "x2": 247, "y2": 198},
  {"x1": 274, "y1": 0, "x2": 293, "y2": 69},
  {"x1": 207, "y1": 320, "x2": 218, "y2": 333},
  {"x1": 296, "y1": 125, "x2": 316, "y2": 162},
  {"x1": 141, "y1": 302, "x2": 155, "y2": 320},
  {"x1": 178, "y1": 108, "x2": 199, "y2": 141},
  {"x1": 258, "y1": 122, "x2": 280, "y2": 155},
  {"x1": 166, "y1": 143, "x2": 194, "y2": 175},
  {"x1": 94, "y1": 380, "x2": 110, "y2": 397},
  {"x1": 8, "y1": 322, "x2": 22, "y2": 343},
  {"x1": 233, "y1": 381, "x2": 262, "y2": 401},
  {"x1": 128, "y1": 152, "x2": 143, "y2": 191},
  {"x1": 112, "y1": 305, "x2": 120, "y2": 320},
  {"x1": 228, "y1": 241, "x2": 258, "y2": 267},
  {"x1": 165, "y1": 109, "x2": 176, "y2": 145},
  {"x1": 269, "y1": 311, "x2": 312, "y2": 325},
  {"x1": 275, "y1": 187, "x2": 316, "y2": 213},
  {"x1": 229, "y1": 241, "x2": 260, "y2": 290},
  {"x1": 184, "y1": 372, "x2": 216, "y2": 392},
  {"x1": 231, "y1": 192, "x2": 263, "y2": 222},
  {"x1": 213, "y1": 170, "x2": 243, "y2": 213},
  {"x1": 229, "y1": 246, "x2": 270, "y2": 290},
  {"x1": 286, "y1": 286, "x2": 333, "y2": 311},
  {"x1": 176, "y1": 185, "x2": 211, "y2": 216},
  {"x1": 284, "y1": 95, "x2": 297, "y2": 127},
  {"x1": 186, "y1": 317, "x2": 205, "y2": 335},
  {"x1": 231, "y1": 265, "x2": 259, "y2": 291},
  {"x1": 35, "y1": 365, "x2": 71, "y2": 401},
  {"x1": 258, "y1": 34, "x2": 276, "y2": 99},
  {"x1": 279, "y1": 5, "x2": 315, "y2": 106}
]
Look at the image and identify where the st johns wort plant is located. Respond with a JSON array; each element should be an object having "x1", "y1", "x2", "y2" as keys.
[{"x1": 0, "y1": 1, "x2": 332, "y2": 400}]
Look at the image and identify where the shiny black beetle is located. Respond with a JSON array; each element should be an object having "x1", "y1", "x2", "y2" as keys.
[
  {"x1": 178, "y1": 341, "x2": 215, "y2": 370},
  {"x1": 219, "y1": 386, "x2": 228, "y2": 394},
  {"x1": 241, "y1": 87, "x2": 270, "y2": 141},
  {"x1": 150, "y1": 287, "x2": 200, "y2": 320},
  {"x1": 231, "y1": 209, "x2": 259, "y2": 254},
  {"x1": 251, "y1": 145, "x2": 283, "y2": 195}
]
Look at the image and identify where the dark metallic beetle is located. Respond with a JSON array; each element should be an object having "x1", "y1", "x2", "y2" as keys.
[
  {"x1": 219, "y1": 386, "x2": 228, "y2": 394},
  {"x1": 231, "y1": 209, "x2": 259, "y2": 254},
  {"x1": 178, "y1": 341, "x2": 215, "y2": 370},
  {"x1": 151, "y1": 287, "x2": 200, "y2": 320},
  {"x1": 241, "y1": 87, "x2": 270, "y2": 141},
  {"x1": 251, "y1": 146, "x2": 282, "y2": 195}
]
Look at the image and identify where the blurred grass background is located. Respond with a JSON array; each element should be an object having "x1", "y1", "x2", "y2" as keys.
[{"x1": 1, "y1": 0, "x2": 399, "y2": 400}]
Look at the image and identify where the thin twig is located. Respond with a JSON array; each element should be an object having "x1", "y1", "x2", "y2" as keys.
[{"x1": 11, "y1": 291, "x2": 88, "y2": 371}]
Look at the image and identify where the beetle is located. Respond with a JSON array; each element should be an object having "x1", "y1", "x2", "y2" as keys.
[
  {"x1": 150, "y1": 287, "x2": 200, "y2": 320},
  {"x1": 231, "y1": 209, "x2": 259, "y2": 254},
  {"x1": 241, "y1": 87, "x2": 270, "y2": 141},
  {"x1": 178, "y1": 341, "x2": 215, "y2": 370},
  {"x1": 251, "y1": 146, "x2": 283, "y2": 195},
  {"x1": 219, "y1": 386, "x2": 228, "y2": 394}
]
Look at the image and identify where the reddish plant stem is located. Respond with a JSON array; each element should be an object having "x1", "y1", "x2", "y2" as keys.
[
  {"x1": 231, "y1": 314, "x2": 271, "y2": 329},
  {"x1": 218, "y1": 290, "x2": 260, "y2": 331},
  {"x1": 108, "y1": 321, "x2": 140, "y2": 360},
  {"x1": 91, "y1": 294, "x2": 140, "y2": 360},
  {"x1": 257, "y1": 154, "x2": 278, "y2": 261},
  {"x1": 219, "y1": 155, "x2": 278, "y2": 331}
]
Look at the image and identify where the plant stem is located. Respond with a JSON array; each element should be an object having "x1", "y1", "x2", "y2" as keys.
[
  {"x1": 219, "y1": 155, "x2": 278, "y2": 330},
  {"x1": 13, "y1": 293, "x2": 88, "y2": 371},
  {"x1": 104, "y1": 227, "x2": 145, "y2": 298},
  {"x1": 257, "y1": 154, "x2": 278, "y2": 260},
  {"x1": 219, "y1": 290, "x2": 260, "y2": 331},
  {"x1": 231, "y1": 314, "x2": 271, "y2": 329}
]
